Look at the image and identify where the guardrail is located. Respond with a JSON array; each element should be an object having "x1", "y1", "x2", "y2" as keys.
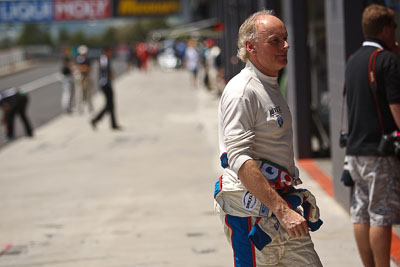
[{"x1": 0, "y1": 48, "x2": 29, "y2": 76}]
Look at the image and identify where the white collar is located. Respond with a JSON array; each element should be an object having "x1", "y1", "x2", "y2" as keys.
[
  {"x1": 246, "y1": 61, "x2": 278, "y2": 85},
  {"x1": 362, "y1": 41, "x2": 384, "y2": 49}
]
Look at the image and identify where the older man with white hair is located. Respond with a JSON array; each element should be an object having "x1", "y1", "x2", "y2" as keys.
[{"x1": 214, "y1": 10, "x2": 322, "y2": 266}]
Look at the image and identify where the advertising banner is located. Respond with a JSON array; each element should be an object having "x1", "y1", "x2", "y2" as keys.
[
  {"x1": 54, "y1": 0, "x2": 111, "y2": 21},
  {"x1": 0, "y1": 0, "x2": 52, "y2": 23},
  {"x1": 113, "y1": 0, "x2": 180, "y2": 17}
]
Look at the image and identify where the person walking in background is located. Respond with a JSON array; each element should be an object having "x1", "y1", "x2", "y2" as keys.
[
  {"x1": 214, "y1": 10, "x2": 322, "y2": 266},
  {"x1": 136, "y1": 42, "x2": 149, "y2": 71},
  {"x1": 202, "y1": 38, "x2": 224, "y2": 93},
  {"x1": 0, "y1": 87, "x2": 33, "y2": 141},
  {"x1": 91, "y1": 47, "x2": 121, "y2": 131},
  {"x1": 76, "y1": 45, "x2": 93, "y2": 113},
  {"x1": 174, "y1": 38, "x2": 186, "y2": 69},
  {"x1": 60, "y1": 55, "x2": 75, "y2": 113},
  {"x1": 344, "y1": 4, "x2": 400, "y2": 267},
  {"x1": 127, "y1": 44, "x2": 139, "y2": 71},
  {"x1": 147, "y1": 41, "x2": 160, "y2": 69},
  {"x1": 184, "y1": 39, "x2": 200, "y2": 87}
]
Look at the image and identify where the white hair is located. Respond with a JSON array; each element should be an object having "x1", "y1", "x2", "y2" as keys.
[{"x1": 237, "y1": 9, "x2": 275, "y2": 62}]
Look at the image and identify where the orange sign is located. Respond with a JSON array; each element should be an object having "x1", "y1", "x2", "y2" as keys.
[{"x1": 114, "y1": 0, "x2": 180, "y2": 16}]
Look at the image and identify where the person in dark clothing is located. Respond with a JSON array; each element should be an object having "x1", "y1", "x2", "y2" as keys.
[
  {"x1": 91, "y1": 47, "x2": 121, "y2": 130},
  {"x1": 344, "y1": 4, "x2": 400, "y2": 267},
  {"x1": 0, "y1": 87, "x2": 33, "y2": 140}
]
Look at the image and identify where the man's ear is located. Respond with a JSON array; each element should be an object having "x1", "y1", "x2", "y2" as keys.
[
  {"x1": 246, "y1": 40, "x2": 256, "y2": 54},
  {"x1": 378, "y1": 25, "x2": 394, "y2": 49},
  {"x1": 381, "y1": 25, "x2": 391, "y2": 36}
]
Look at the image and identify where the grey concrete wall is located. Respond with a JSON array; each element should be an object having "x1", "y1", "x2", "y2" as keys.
[
  {"x1": 325, "y1": 0, "x2": 350, "y2": 209},
  {"x1": 216, "y1": 0, "x2": 260, "y2": 81},
  {"x1": 324, "y1": 0, "x2": 364, "y2": 209},
  {"x1": 282, "y1": 0, "x2": 313, "y2": 159}
]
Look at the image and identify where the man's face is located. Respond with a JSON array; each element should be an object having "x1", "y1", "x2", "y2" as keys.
[
  {"x1": 247, "y1": 15, "x2": 289, "y2": 76},
  {"x1": 378, "y1": 19, "x2": 397, "y2": 52}
]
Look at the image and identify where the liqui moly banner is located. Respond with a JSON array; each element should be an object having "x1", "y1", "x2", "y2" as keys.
[
  {"x1": 0, "y1": 0, "x2": 180, "y2": 23},
  {"x1": 0, "y1": 0, "x2": 52, "y2": 23},
  {"x1": 54, "y1": 0, "x2": 112, "y2": 21}
]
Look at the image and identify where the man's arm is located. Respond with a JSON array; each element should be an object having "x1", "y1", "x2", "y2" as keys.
[
  {"x1": 238, "y1": 160, "x2": 310, "y2": 238},
  {"x1": 389, "y1": 103, "x2": 400, "y2": 129}
]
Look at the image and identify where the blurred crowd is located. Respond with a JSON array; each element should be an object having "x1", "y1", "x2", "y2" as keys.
[
  {"x1": 59, "y1": 37, "x2": 226, "y2": 115},
  {"x1": 0, "y1": 36, "x2": 226, "y2": 142},
  {"x1": 127, "y1": 37, "x2": 226, "y2": 93}
]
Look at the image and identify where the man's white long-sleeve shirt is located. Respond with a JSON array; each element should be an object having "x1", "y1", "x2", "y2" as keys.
[
  {"x1": 218, "y1": 61, "x2": 295, "y2": 182},
  {"x1": 215, "y1": 62, "x2": 322, "y2": 267}
]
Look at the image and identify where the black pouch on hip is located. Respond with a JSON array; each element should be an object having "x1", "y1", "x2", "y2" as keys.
[{"x1": 340, "y1": 156, "x2": 354, "y2": 187}]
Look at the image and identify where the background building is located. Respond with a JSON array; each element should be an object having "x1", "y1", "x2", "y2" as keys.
[{"x1": 187, "y1": 0, "x2": 399, "y2": 210}]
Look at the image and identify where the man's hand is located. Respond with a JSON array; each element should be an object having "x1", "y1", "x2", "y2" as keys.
[
  {"x1": 277, "y1": 208, "x2": 310, "y2": 238},
  {"x1": 238, "y1": 160, "x2": 310, "y2": 238},
  {"x1": 389, "y1": 103, "x2": 400, "y2": 130}
]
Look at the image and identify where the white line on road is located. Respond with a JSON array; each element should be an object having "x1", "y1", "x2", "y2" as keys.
[{"x1": 19, "y1": 73, "x2": 62, "y2": 93}]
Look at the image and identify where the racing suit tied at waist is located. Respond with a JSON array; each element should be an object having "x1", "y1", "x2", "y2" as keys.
[
  {"x1": 214, "y1": 158, "x2": 323, "y2": 250},
  {"x1": 257, "y1": 158, "x2": 302, "y2": 189}
]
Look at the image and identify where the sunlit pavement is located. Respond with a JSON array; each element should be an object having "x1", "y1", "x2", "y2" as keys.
[{"x1": 0, "y1": 68, "x2": 395, "y2": 266}]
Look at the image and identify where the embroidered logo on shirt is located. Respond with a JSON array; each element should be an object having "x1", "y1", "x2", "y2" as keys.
[
  {"x1": 269, "y1": 106, "x2": 284, "y2": 127},
  {"x1": 242, "y1": 191, "x2": 258, "y2": 211},
  {"x1": 269, "y1": 106, "x2": 281, "y2": 116}
]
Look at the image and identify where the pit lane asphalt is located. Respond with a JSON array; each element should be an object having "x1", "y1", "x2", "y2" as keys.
[{"x1": 0, "y1": 68, "x2": 376, "y2": 266}]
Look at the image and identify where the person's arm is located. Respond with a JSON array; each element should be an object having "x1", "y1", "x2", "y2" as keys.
[
  {"x1": 109, "y1": 59, "x2": 114, "y2": 81},
  {"x1": 222, "y1": 91, "x2": 309, "y2": 238},
  {"x1": 385, "y1": 53, "x2": 400, "y2": 129},
  {"x1": 389, "y1": 103, "x2": 400, "y2": 130},
  {"x1": 238, "y1": 160, "x2": 310, "y2": 238},
  {"x1": 78, "y1": 64, "x2": 89, "y2": 73}
]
